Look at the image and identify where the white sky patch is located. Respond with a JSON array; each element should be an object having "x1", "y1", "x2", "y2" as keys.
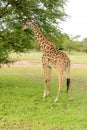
[{"x1": 60, "y1": 0, "x2": 87, "y2": 40}]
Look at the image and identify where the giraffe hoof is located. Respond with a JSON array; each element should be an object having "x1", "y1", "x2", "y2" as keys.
[
  {"x1": 43, "y1": 95, "x2": 46, "y2": 99},
  {"x1": 69, "y1": 97, "x2": 74, "y2": 101},
  {"x1": 43, "y1": 92, "x2": 47, "y2": 99},
  {"x1": 54, "y1": 98, "x2": 59, "y2": 103},
  {"x1": 47, "y1": 92, "x2": 50, "y2": 97},
  {"x1": 43, "y1": 91, "x2": 50, "y2": 99}
]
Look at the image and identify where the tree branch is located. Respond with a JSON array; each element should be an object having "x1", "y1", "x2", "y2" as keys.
[{"x1": 0, "y1": 2, "x2": 9, "y2": 18}]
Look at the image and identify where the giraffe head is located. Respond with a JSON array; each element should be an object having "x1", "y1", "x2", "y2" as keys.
[{"x1": 21, "y1": 19, "x2": 33, "y2": 31}]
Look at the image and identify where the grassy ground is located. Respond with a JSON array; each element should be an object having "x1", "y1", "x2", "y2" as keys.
[{"x1": 0, "y1": 51, "x2": 87, "y2": 130}]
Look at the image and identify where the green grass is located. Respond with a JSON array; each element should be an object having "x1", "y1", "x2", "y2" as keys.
[
  {"x1": 0, "y1": 66, "x2": 87, "y2": 130},
  {"x1": 0, "y1": 51, "x2": 87, "y2": 130}
]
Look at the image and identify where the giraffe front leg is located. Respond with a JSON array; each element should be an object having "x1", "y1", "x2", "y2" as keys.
[
  {"x1": 43, "y1": 66, "x2": 51, "y2": 98},
  {"x1": 43, "y1": 67, "x2": 48, "y2": 98},
  {"x1": 47, "y1": 66, "x2": 51, "y2": 97},
  {"x1": 43, "y1": 79, "x2": 47, "y2": 98}
]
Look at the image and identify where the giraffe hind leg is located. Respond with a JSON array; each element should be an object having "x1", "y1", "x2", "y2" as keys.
[{"x1": 54, "y1": 69, "x2": 63, "y2": 103}]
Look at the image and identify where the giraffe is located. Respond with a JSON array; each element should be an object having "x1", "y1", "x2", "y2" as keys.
[{"x1": 22, "y1": 19, "x2": 73, "y2": 103}]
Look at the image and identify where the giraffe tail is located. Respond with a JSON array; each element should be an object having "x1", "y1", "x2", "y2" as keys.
[
  {"x1": 66, "y1": 78, "x2": 70, "y2": 92},
  {"x1": 66, "y1": 62, "x2": 71, "y2": 92}
]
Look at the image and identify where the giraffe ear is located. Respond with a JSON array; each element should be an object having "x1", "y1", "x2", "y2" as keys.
[
  {"x1": 26, "y1": 18, "x2": 34, "y2": 24},
  {"x1": 31, "y1": 19, "x2": 34, "y2": 22},
  {"x1": 24, "y1": 19, "x2": 32, "y2": 25},
  {"x1": 26, "y1": 18, "x2": 31, "y2": 22}
]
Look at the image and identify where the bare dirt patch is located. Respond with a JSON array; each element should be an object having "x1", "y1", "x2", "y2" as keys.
[
  {"x1": 10, "y1": 60, "x2": 87, "y2": 68},
  {"x1": 71, "y1": 63, "x2": 87, "y2": 68},
  {"x1": 11, "y1": 60, "x2": 41, "y2": 67}
]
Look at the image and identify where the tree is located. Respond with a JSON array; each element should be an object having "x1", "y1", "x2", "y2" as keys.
[
  {"x1": 0, "y1": 0, "x2": 68, "y2": 65},
  {"x1": 63, "y1": 34, "x2": 85, "y2": 53},
  {"x1": 63, "y1": 34, "x2": 73, "y2": 54},
  {"x1": 81, "y1": 38, "x2": 87, "y2": 53}
]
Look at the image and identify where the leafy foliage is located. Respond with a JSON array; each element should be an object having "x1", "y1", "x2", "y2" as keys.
[
  {"x1": 0, "y1": 65, "x2": 87, "y2": 130},
  {"x1": 63, "y1": 35, "x2": 87, "y2": 54},
  {"x1": 81, "y1": 38, "x2": 87, "y2": 53},
  {"x1": 0, "y1": 0, "x2": 68, "y2": 64}
]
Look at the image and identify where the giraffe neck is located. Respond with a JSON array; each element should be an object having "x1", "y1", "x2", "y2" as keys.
[{"x1": 31, "y1": 22, "x2": 55, "y2": 52}]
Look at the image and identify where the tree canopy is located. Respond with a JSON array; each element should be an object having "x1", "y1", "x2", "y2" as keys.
[{"x1": 0, "y1": 0, "x2": 68, "y2": 64}]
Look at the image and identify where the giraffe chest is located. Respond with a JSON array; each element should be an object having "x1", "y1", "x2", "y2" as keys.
[{"x1": 42, "y1": 52, "x2": 57, "y2": 67}]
